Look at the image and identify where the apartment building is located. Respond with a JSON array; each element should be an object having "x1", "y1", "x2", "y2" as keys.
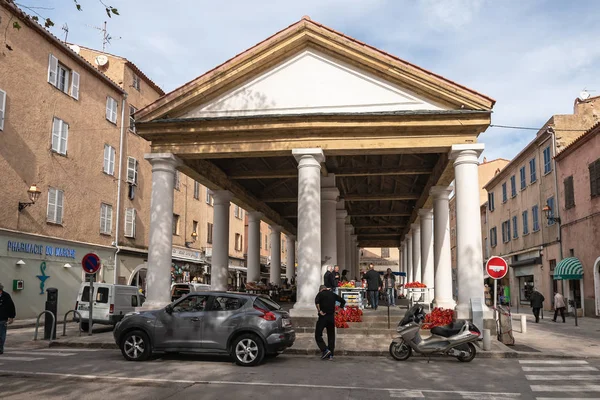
[{"x1": 483, "y1": 96, "x2": 600, "y2": 312}]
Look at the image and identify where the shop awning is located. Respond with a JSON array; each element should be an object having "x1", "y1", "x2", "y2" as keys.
[{"x1": 553, "y1": 257, "x2": 584, "y2": 280}]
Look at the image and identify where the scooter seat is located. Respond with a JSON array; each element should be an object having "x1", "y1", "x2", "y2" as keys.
[{"x1": 430, "y1": 321, "x2": 464, "y2": 338}]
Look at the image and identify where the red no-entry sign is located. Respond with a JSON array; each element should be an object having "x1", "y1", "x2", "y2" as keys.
[{"x1": 486, "y1": 256, "x2": 508, "y2": 280}]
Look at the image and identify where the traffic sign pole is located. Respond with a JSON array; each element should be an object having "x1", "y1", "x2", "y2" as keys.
[
  {"x1": 81, "y1": 253, "x2": 101, "y2": 336},
  {"x1": 88, "y1": 275, "x2": 94, "y2": 336}
]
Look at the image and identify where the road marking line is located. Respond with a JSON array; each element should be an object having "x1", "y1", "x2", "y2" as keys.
[
  {"x1": 526, "y1": 374, "x2": 600, "y2": 381},
  {"x1": 5, "y1": 351, "x2": 76, "y2": 357},
  {"x1": 389, "y1": 390, "x2": 424, "y2": 398},
  {"x1": 531, "y1": 384, "x2": 600, "y2": 392},
  {"x1": 0, "y1": 370, "x2": 522, "y2": 397},
  {"x1": 522, "y1": 366, "x2": 598, "y2": 372},
  {"x1": 0, "y1": 356, "x2": 45, "y2": 362},
  {"x1": 519, "y1": 360, "x2": 588, "y2": 365},
  {"x1": 536, "y1": 398, "x2": 600, "y2": 400}
]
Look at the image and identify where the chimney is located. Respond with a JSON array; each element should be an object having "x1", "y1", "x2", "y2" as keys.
[{"x1": 483, "y1": 157, "x2": 487, "y2": 163}]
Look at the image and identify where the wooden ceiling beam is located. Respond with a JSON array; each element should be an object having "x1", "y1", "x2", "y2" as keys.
[
  {"x1": 349, "y1": 212, "x2": 411, "y2": 217},
  {"x1": 357, "y1": 233, "x2": 402, "y2": 237},
  {"x1": 344, "y1": 193, "x2": 420, "y2": 201},
  {"x1": 358, "y1": 239, "x2": 401, "y2": 247},
  {"x1": 228, "y1": 166, "x2": 433, "y2": 180},
  {"x1": 354, "y1": 224, "x2": 405, "y2": 229}
]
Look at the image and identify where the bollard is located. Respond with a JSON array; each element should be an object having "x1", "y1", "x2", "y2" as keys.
[
  {"x1": 482, "y1": 329, "x2": 491, "y2": 351},
  {"x1": 521, "y1": 315, "x2": 527, "y2": 333}
]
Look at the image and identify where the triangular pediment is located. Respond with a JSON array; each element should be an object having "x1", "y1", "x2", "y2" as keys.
[{"x1": 181, "y1": 49, "x2": 448, "y2": 118}]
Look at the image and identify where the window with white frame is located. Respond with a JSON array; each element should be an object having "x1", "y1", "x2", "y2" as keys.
[
  {"x1": 206, "y1": 190, "x2": 214, "y2": 205},
  {"x1": 174, "y1": 171, "x2": 180, "y2": 191},
  {"x1": 106, "y1": 96, "x2": 118, "y2": 124},
  {"x1": 127, "y1": 157, "x2": 138, "y2": 185},
  {"x1": 235, "y1": 233, "x2": 243, "y2": 251},
  {"x1": 0, "y1": 89, "x2": 6, "y2": 131},
  {"x1": 47, "y1": 54, "x2": 79, "y2": 99},
  {"x1": 124, "y1": 208, "x2": 136, "y2": 238},
  {"x1": 129, "y1": 105, "x2": 137, "y2": 132},
  {"x1": 100, "y1": 203, "x2": 113, "y2": 235},
  {"x1": 47, "y1": 187, "x2": 64, "y2": 224},
  {"x1": 51, "y1": 117, "x2": 69, "y2": 155},
  {"x1": 234, "y1": 205, "x2": 241, "y2": 219},
  {"x1": 132, "y1": 74, "x2": 141, "y2": 91},
  {"x1": 193, "y1": 181, "x2": 200, "y2": 200},
  {"x1": 103, "y1": 144, "x2": 115, "y2": 175},
  {"x1": 172, "y1": 214, "x2": 180, "y2": 235}
]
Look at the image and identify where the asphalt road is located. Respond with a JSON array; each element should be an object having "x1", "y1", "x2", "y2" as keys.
[{"x1": 1, "y1": 347, "x2": 600, "y2": 399}]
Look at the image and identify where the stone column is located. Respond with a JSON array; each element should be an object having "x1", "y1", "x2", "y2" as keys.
[
  {"x1": 406, "y1": 233, "x2": 413, "y2": 283},
  {"x1": 419, "y1": 209, "x2": 434, "y2": 303},
  {"x1": 345, "y1": 223, "x2": 353, "y2": 277},
  {"x1": 336, "y1": 201, "x2": 347, "y2": 270},
  {"x1": 291, "y1": 148, "x2": 324, "y2": 314},
  {"x1": 269, "y1": 226, "x2": 282, "y2": 285},
  {"x1": 142, "y1": 153, "x2": 180, "y2": 309},
  {"x1": 247, "y1": 211, "x2": 263, "y2": 283},
  {"x1": 451, "y1": 144, "x2": 487, "y2": 319},
  {"x1": 211, "y1": 190, "x2": 233, "y2": 291},
  {"x1": 431, "y1": 186, "x2": 456, "y2": 310},
  {"x1": 286, "y1": 235, "x2": 296, "y2": 281},
  {"x1": 321, "y1": 175, "x2": 339, "y2": 276},
  {"x1": 350, "y1": 234, "x2": 358, "y2": 279},
  {"x1": 411, "y1": 224, "x2": 421, "y2": 283},
  {"x1": 401, "y1": 240, "x2": 407, "y2": 295}
]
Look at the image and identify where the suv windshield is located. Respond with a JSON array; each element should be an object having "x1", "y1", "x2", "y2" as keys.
[{"x1": 254, "y1": 296, "x2": 281, "y2": 311}]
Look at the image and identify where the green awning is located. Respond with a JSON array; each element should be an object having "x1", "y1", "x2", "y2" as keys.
[{"x1": 553, "y1": 257, "x2": 584, "y2": 280}]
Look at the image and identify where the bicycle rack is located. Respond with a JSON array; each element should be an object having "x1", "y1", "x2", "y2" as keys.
[
  {"x1": 62, "y1": 310, "x2": 83, "y2": 336},
  {"x1": 33, "y1": 310, "x2": 56, "y2": 341}
]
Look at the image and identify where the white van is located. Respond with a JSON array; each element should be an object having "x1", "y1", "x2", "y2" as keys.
[
  {"x1": 75, "y1": 283, "x2": 145, "y2": 330},
  {"x1": 170, "y1": 282, "x2": 211, "y2": 302}
]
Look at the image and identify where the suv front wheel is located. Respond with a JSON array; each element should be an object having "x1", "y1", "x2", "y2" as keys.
[
  {"x1": 120, "y1": 330, "x2": 152, "y2": 361},
  {"x1": 232, "y1": 333, "x2": 265, "y2": 366}
]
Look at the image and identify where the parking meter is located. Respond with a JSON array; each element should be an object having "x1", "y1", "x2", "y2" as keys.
[{"x1": 44, "y1": 288, "x2": 58, "y2": 340}]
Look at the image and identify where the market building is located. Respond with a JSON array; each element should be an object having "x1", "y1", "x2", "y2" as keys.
[
  {"x1": 483, "y1": 96, "x2": 600, "y2": 313},
  {"x1": 134, "y1": 16, "x2": 496, "y2": 320},
  {"x1": 555, "y1": 122, "x2": 600, "y2": 316}
]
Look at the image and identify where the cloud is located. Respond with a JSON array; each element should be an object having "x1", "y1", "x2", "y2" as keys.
[{"x1": 418, "y1": 0, "x2": 486, "y2": 30}]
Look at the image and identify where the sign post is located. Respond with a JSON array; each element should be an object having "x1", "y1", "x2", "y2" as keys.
[
  {"x1": 81, "y1": 253, "x2": 101, "y2": 336},
  {"x1": 486, "y1": 256, "x2": 508, "y2": 321}
]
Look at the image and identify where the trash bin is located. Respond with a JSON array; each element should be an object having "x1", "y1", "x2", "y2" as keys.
[{"x1": 44, "y1": 288, "x2": 58, "y2": 340}]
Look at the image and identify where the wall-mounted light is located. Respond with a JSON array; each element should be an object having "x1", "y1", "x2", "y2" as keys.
[
  {"x1": 185, "y1": 231, "x2": 198, "y2": 248},
  {"x1": 18, "y1": 184, "x2": 42, "y2": 212},
  {"x1": 63, "y1": 263, "x2": 73, "y2": 268},
  {"x1": 542, "y1": 203, "x2": 561, "y2": 224},
  {"x1": 16, "y1": 260, "x2": 26, "y2": 267}
]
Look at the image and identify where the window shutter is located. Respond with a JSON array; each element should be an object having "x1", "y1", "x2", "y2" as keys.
[
  {"x1": 47, "y1": 189, "x2": 56, "y2": 222},
  {"x1": 100, "y1": 205, "x2": 106, "y2": 232},
  {"x1": 107, "y1": 205, "x2": 112, "y2": 233},
  {"x1": 125, "y1": 208, "x2": 136, "y2": 238},
  {"x1": 52, "y1": 118, "x2": 61, "y2": 152},
  {"x1": 56, "y1": 189, "x2": 63, "y2": 223},
  {"x1": 60, "y1": 120, "x2": 69, "y2": 154},
  {"x1": 0, "y1": 89, "x2": 5, "y2": 131},
  {"x1": 48, "y1": 54, "x2": 58, "y2": 86},
  {"x1": 127, "y1": 157, "x2": 138, "y2": 184},
  {"x1": 104, "y1": 145, "x2": 109, "y2": 172},
  {"x1": 70, "y1": 71, "x2": 80, "y2": 100},
  {"x1": 591, "y1": 161, "x2": 599, "y2": 197}
]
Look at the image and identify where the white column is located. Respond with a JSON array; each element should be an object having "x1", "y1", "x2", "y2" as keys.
[
  {"x1": 411, "y1": 224, "x2": 421, "y2": 283},
  {"x1": 286, "y1": 235, "x2": 296, "y2": 281},
  {"x1": 401, "y1": 240, "x2": 408, "y2": 294},
  {"x1": 451, "y1": 143, "x2": 487, "y2": 319},
  {"x1": 142, "y1": 153, "x2": 180, "y2": 309},
  {"x1": 350, "y1": 234, "x2": 358, "y2": 279},
  {"x1": 406, "y1": 233, "x2": 413, "y2": 293},
  {"x1": 345, "y1": 223, "x2": 353, "y2": 277},
  {"x1": 270, "y1": 226, "x2": 282, "y2": 285},
  {"x1": 336, "y1": 201, "x2": 347, "y2": 270},
  {"x1": 321, "y1": 175, "x2": 339, "y2": 275},
  {"x1": 419, "y1": 209, "x2": 434, "y2": 303},
  {"x1": 211, "y1": 190, "x2": 233, "y2": 291},
  {"x1": 247, "y1": 211, "x2": 263, "y2": 283},
  {"x1": 431, "y1": 186, "x2": 456, "y2": 309},
  {"x1": 291, "y1": 148, "x2": 324, "y2": 314}
]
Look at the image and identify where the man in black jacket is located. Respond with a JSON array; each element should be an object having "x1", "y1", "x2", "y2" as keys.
[
  {"x1": 0, "y1": 282, "x2": 16, "y2": 354},
  {"x1": 315, "y1": 285, "x2": 345, "y2": 360},
  {"x1": 323, "y1": 265, "x2": 334, "y2": 289},
  {"x1": 530, "y1": 289, "x2": 545, "y2": 323},
  {"x1": 363, "y1": 264, "x2": 381, "y2": 310}
]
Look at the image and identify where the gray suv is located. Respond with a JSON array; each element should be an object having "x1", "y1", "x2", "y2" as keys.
[{"x1": 113, "y1": 292, "x2": 295, "y2": 366}]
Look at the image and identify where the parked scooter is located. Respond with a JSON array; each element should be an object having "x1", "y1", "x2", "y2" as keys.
[{"x1": 389, "y1": 305, "x2": 481, "y2": 362}]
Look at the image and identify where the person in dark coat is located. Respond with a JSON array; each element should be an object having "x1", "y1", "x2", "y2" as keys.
[
  {"x1": 363, "y1": 264, "x2": 382, "y2": 310},
  {"x1": 0, "y1": 282, "x2": 16, "y2": 354},
  {"x1": 341, "y1": 269, "x2": 349, "y2": 282},
  {"x1": 314, "y1": 285, "x2": 346, "y2": 360},
  {"x1": 530, "y1": 289, "x2": 545, "y2": 323},
  {"x1": 323, "y1": 266, "x2": 335, "y2": 289},
  {"x1": 332, "y1": 265, "x2": 341, "y2": 290}
]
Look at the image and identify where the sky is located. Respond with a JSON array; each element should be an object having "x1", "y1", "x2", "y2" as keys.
[{"x1": 18, "y1": 0, "x2": 600, "y2": 161}]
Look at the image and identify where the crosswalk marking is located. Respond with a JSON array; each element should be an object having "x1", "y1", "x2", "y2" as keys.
[
  {"x1": 389, "y1": 390, "x2": 424, "y2": 398},
  {"x1": 526, "y1": 374, "x2": 600, "y2": 381},
  {"x1": 5, "y1": 350, "x2": 77, "y2": 357},
  {"x1": 519, "y1": 360, "x2": 588, "y2": 365},
  {"x1": 0, "y1": 356, "x2": 45, "y2": 361},
  {"x1": 531, "y1": 384, "x2": 600, "y2": 392},
  {"x1": 522, "y1": 366, "x2": 597, "y2": 372}
]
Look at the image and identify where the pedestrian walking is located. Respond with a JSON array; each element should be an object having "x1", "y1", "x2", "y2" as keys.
[
  {"x1": 0, "y1": 282, "x2": 17, "y2": 355},
  {"x1": 314, "y1": 285, "x2": 345, "y2": 360},
  {"x1": 530, "y1": 288, "x2": 545, "y2": 323},
  {"x1": 552, "y1": 291, "x2": 566, "y2": 323},
  {"x1": 323, "y1": 265, "x2": 334, "y2": 289},
  {"x1": 383, "y1": 268, "x2": 396, "y2": 306},
  {"x1": 363, "y1": 264, "x2": 381, "y2": 310}
]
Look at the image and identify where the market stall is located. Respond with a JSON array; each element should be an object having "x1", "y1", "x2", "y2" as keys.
[{"x1": 338, "y1": 282, "x2": 366, "y2": 309}]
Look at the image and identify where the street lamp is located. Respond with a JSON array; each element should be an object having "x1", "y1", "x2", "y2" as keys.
[
  {"x1": 542, "y1": 203, "x2": 561, "y2": 224},
  {"x1": 18, "y1": 184, "x2": 42, "y2": 212}
]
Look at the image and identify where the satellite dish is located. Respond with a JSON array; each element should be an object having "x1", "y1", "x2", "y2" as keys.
[
  {"x1": 579, "y1": 90, "x2": 591, "y2": 101},
  {"x1": 68, "y1": 44, "x2": 80, "y2": 54},
  {"x1": 95, "y1": 55, "x2": 109, "y2": 67}
]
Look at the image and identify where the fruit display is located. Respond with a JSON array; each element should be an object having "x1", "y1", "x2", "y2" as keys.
[
  {"x1": 405, "y1": 281, "x2": 427, "y2": 288},
  {"x1": 421, "y1": 307, "x2": 454, "y2": 330},
  {"x1": 338, "y1": 281, "x2": 355, "y2": 288},
  {"x1": 334, "y1": 306, "x2": 363, "y2": 328}
]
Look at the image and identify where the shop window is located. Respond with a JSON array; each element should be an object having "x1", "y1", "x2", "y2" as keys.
[
  {"x1": 564, "y1": 175, "x2": 575, "y2": 209},
  {"x1": 519, "y1": 276, "x2": 534, "y2": 304}
]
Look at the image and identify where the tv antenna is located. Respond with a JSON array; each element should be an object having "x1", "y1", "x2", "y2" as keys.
[
  {"x1": 87, "y1": 21, "x2": 121, "y2": 51},
  {"x1": 61, "y1": 23, "x2": 69, "y2": 43}
]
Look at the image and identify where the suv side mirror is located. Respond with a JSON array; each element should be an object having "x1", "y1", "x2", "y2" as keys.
[{"x1": 165, "y1": 305, "x2": 174, "y2": 314}]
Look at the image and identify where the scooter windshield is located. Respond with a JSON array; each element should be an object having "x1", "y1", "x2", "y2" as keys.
[{"x1": 399, "y1": 304, "x2": 424, "y2": 326}]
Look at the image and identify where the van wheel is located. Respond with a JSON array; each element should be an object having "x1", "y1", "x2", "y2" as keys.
[
  {"x1": 232, "y1": 334, "x2": 265, "y2": 366},
  {"x1": 80, "y1": 322, "x2": 89, "y2": 332},
  {"x1": 121, "y1": 330, "x2": 152, "y2": 361}
]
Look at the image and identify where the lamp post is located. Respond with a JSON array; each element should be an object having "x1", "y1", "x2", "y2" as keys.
[{"x1": 18, "y1": 184, "x2": 42, "y2": 212}]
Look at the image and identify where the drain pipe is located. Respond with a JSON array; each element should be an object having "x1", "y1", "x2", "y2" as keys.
[
  {"x1": 548, "y1": 127, "x2": 566, "y2": 299},
  {"x1": 113, "y1": 94, "x2": 128, "y2": 285}
]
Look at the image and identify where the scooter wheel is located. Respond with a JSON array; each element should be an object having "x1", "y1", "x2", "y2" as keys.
[
  {"x1": 456, "y1": 342, "x2": 476, "y2": 362},
  {"x1": 389, "y1": 341, "x2": 412, "y2": 361}
]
